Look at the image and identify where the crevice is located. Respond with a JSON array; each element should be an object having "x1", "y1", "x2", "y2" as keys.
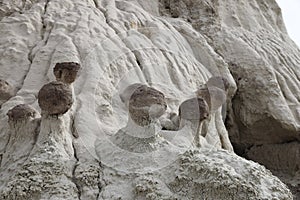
[
  {"x1": 72, "y1": 142, "x2": 81, "y2": 200},
  {"x1": 96, "y1": 162, "x2": 104, "y2": 199},
  {"x1": 93, "y1": 0, "x2": 99, "y2": 8},
  {"x1": 20, "y1": 0, "x2": 52, "y2": 90},
  {"x1": 41, "y1": 0, "x2": 51, "y2": 45},
  {"x1": 71, "y1": 114, "x2": 79, "y2": 138}
]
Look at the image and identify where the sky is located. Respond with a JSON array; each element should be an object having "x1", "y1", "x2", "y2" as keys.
[{"x1": 276, "y1": 0, "x2": 300, "y2": 47}]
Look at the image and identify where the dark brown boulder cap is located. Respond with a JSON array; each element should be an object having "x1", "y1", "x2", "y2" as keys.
[
  {"x1": 179, "y1": 97, "x2": 209, "y2": 121},
  {"x1": 38, "y1": 81, "x2": 73, "y2": 115},
  {"x1": 129, "y1": 85, "x2": 167, "y2": 126},
  {"x1": 53, "y1": 62, "x2": 80, "y2": 84},
  {"x1": 7, "y1": 104, "x2": 36, "y2": 121}
]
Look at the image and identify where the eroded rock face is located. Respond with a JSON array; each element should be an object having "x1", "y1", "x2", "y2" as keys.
[
  {"x1": 7, "y1": 104, "x2": 37, "y2": 122},
  {"x1": 53, "y1": 62, "x2": 80, "y2": 84},
  {"x1": 38, "y1": 81, "x2": 73, "y2": 115},
  {"x1": 0, "y1": 79, "x2": 15, "y2": 105},
  {"x1": 0, "y1": 0, "x2": 297, "y2": 199},
  {"x1": 129, "y1": 85, "x2": 167, "y2": 126},
  {"x1": 246, "y1": 142, "x2": 300, "y2": 174}
]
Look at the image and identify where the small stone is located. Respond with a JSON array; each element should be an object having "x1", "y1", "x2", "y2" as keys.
[
  {"x1": 129, "y1": 85, "x2": 167, "y2": 126},
  {"x1": 7, "y1": 104, "x2": 37, "y2": 122},
  {"x1": 38, "y1": 81, "x2": 73, "y2": 115},
  {"x1": 53, "y1": 62, "x2": 80, "y2": 84}
]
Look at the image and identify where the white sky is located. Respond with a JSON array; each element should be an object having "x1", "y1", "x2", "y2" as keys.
[{"x1": 276, "y1": 0, "x2": 300, "y2": 48}]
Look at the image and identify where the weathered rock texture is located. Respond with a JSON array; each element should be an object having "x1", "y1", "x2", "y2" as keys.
[
  {"x1": 129, "y1": 85, "x2": 167, "y2": 126},
  {"x1": 53, "y1": 62, "x2": 80, "y2": 84},
  {"x1": 0, "y1": 0, "x2": 299, "y2": 199},
  {"x1": 38, "y1": 81, "x2": 73, "y2": 115},
  {"x1": 7, "y1": 104, "x2": 37, "y2": 122}
]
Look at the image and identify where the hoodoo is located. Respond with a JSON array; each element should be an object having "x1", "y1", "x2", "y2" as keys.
[
  {"x1": 128, "y1": 85, "x2": 167, "y2": 126},
  {"x1": 7, "y1": 104, "x2": 37, "y2": 122},
  {"x1": 178, "y1": 97, "x2": 209, "y2": 147}
]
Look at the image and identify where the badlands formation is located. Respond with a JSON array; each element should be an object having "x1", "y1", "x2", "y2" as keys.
[{"x1": 0, "y1": 0, "x2": 299, "y2": 199}]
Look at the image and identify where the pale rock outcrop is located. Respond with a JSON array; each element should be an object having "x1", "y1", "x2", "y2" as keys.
[
  {"x1": 0, "y1": 0, "x2": 298, "y2": 199},
  {"x1": 0, "y1": 104, "x2": 40, "y2": 195},
  {"x1": 160, "y1": 0, "x2": 300, "y2": 196},
  {"x1": 98, "y1": 149, "x2": 292, "y2": 200},
  {"x1": 111, "y1": 85, "x2": 167, "y2": 153}
]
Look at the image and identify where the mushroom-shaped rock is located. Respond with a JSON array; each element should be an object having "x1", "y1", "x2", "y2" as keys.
[
  {"x1": 53, "y1": 62, "x2": 80, "y2": 84},
  {"x1": 206, "y1": 76, "x2": 230, "y2": 91},
  {"x1": 38, "y1": 81, "x2": 73, "y2": 115},
  {"x1": 0, "y1": 79, "x2": 15, "y2": 105},
  {"x1": 179, "y1": 97, "x2": 209, "y2": 122},
  {"x1": 129, "y1": 85, "x2": 167, "y2": 126},
  {"x1": 196, "y1": 86, "x2": 226, "y2": 112},
  {"x1": 7, "y1": 104, "x2": 37, "y2": 122},
  {"x1": 178, "y1": 97, "x2": 209, "y2": 147}
]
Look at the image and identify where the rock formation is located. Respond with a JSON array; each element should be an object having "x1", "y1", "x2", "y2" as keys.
[
  {"x1": 110, "y1": 85, "x2": 167, "y2": 153},
  {"x1": 128, "y1": 85, "x2": 167, "y2": 126},
  {"x1": 53, "y1": 62, "x2": 80, "y2": 84},
  {"x1": 178, "y1": 97, "x2": 209, "y2": 147},
  {"x1": 6, "y1": 104, "x2": 37, "y2": 122},
  {"x1": 0, "y1": 0, "x2": 298, "y2": 199},
  {"x1": 0, "y1": 104, "x2": 40, "y2": 191},
  {"x1": 38, "y1": 81, "x2": 73, "y2": 115}
]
